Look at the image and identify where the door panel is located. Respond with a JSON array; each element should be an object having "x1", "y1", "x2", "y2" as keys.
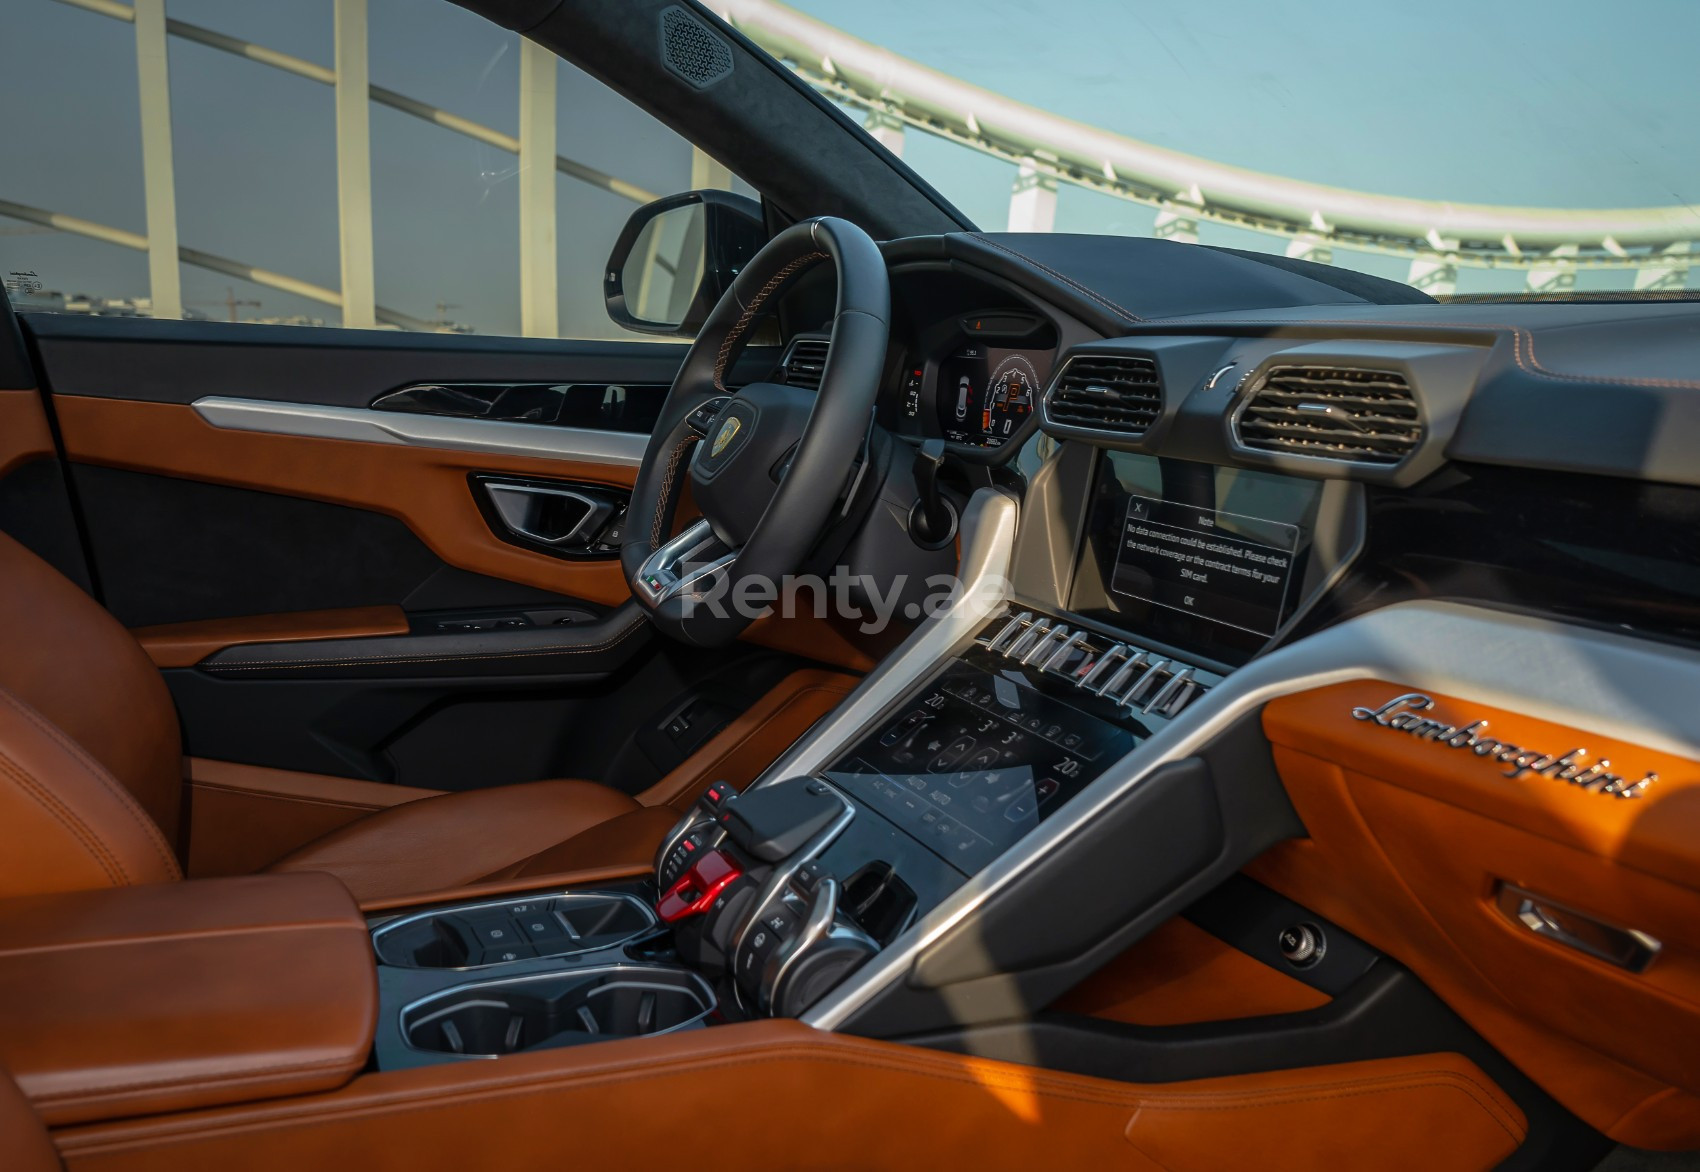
[{"x1": 16, "y1": 315, "x2": 795, "y2": 801}]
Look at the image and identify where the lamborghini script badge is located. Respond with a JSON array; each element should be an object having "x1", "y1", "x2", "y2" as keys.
[
  {"x1": 1350, "y1": 692, "x2": 1656, "y2": 799},
  {"x1": 711, "y1": 417, "x2": 742, "y2": 457}
]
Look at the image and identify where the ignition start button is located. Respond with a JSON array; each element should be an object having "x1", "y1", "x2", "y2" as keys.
[{"x1": 1278, "y1": 922, "x2": 1325, "y2": 968}]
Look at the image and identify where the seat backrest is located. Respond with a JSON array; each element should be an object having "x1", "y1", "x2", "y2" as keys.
[{"x1": 0, "y1": 530, "x2": 182, "y2": 896}]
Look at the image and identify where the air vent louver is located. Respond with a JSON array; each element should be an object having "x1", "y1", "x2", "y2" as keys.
[
  {"x1": 1046, "y1": 355, "x2": 1162, "y2": 436},
  {"x1": 781, "y1": 338, "x2": 830, "y2": 391},
  {"x1": 1236, "y1": 365, "x2": 1421, "y2": 466}
]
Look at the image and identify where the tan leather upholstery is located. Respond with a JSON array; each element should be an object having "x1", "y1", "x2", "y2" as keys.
[
  {"x1": 0, "y1": 532, "x2": 183, "y2": 847},
  {"x1": 267, "y1": 779, "x2": 662, "y2": 903},
  {"x1": 49, "y1": 1021, "x2": 1523, "y2": 1172},
  {"x1": 184, "y1": 758, "x2": 441, "y2": 879},
  {"x1": 0, "y1": 685, "x2": 179, "y2": 898},
  {"x1": 1056, "y1": 915, "x2": 1330, "y2": 1025},
  {"x1": 131, "y1": 606, "x2": 410, "y2": 668},
  {"x1": 0, "y1": 873, "x2": 375, "y2": 1126},
  {"x1": 0, "y1": 1064, "x2": 59, "y2": 1172},
  {"x1": 0, "y1": 515, "x2": 855, "y2": 905}
]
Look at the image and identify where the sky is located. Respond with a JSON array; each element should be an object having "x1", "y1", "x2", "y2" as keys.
[{"x1": 2, "y1": 0, "x2": 1696, "y2": 335}]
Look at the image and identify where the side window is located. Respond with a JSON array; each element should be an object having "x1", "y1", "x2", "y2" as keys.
[{"x1": 0, "y1": 0, "x2": 757, "y2": 339}]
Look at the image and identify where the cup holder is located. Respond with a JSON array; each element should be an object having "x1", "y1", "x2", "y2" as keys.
[
  {"x1": 401, "y1": 965, "x2": 715, "y2": 1057},
  {"x1": 373, "y1": 892, "x2": 657, "y2": 969}
]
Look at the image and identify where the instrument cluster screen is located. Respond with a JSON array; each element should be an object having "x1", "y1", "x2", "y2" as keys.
[{"x1": 935, "y1": 346, "x2": 1044, "y2": 448}]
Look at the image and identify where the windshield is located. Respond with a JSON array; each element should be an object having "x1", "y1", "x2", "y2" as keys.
[{"x1": 754, "y1": 0, "x2": 1699, "y2": 301}]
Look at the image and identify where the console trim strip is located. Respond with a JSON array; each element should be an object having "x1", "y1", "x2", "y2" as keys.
[
  {"x1": 794, "y1": 588, "x2": 1700, "y2": 1031},
  {"x1": 193, "y1": 396, "x2": 649, "y2": 467}
]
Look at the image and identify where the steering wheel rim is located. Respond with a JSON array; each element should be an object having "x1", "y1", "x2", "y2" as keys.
[{"x1": 621, "y1": 217, "x2": 890, "y2": 646}]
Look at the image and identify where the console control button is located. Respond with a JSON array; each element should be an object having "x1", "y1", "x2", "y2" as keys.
[
  {"x1": 466, "y1": 917, "x2": 523, "y2": 949},
  {"x1": 516, "y1": 912, "x2": 567, "y2": 943},
  {"x1": 479, "y1": 943, "x2": 537, "y2": 965},
  {"x1": 1278, "y1": 922, "x2": 1325, "y2": 968}
]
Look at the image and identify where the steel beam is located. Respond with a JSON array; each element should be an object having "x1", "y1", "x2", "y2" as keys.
[
  {"x1": 1285, "y1": 232, "x2": 1333, "y2": 265},
  {"x1": 518, "y1": 38, "x2": 558, "y2": 338},
  {"x1": 1525, "y1": 243, "x2": 1579, "y2": 295},
  {"x1": 1153, "y1": 202, "x2": 1199, "y2": 246},
  {"x1": 690, "y1": 147, "x2": 733, "y2": 191},
  {"x1": 1007, "y1": 158, "x2": 1057, "y2": 233},
  {"x1": 133, "y1": 0, "x2": 181, "y2": 319},
  {"x1": 1635, "y1": 241, "x2": 1692, "y2": 292},
  {"x1": 864, "y1": 109, "x2": 905, "y2": 158},
  {"x1": 1407, "y1": 239, "x2": 1459, "y2": 297},
  {"x1": 334, "y1": 0, "x2": 376, "y2": 329}
]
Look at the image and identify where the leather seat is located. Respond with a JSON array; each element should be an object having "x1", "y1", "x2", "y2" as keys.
[{"x1": 0, "y1": 531, "x2": 676, "y2": 904}]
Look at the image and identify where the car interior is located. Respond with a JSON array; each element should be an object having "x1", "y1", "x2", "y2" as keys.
[{"x1": 1, "y1": 1, "x2": 1697, "y2": 1169}]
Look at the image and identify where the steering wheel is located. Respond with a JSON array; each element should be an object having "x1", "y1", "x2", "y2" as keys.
[{"x1": 621, "y1": 217, "x2": 889, "y2": 647}]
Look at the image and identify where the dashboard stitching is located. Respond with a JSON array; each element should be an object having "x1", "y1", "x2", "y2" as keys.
[
  {"x1": 650, "y1": 433, "x2": 700, "y2": 548},
  {"x1": 1135, "y1": 317, "x2": 1700, "y2": 390},
  {"x1": 714, "y1": 250, "x2": 828, "y2": 391},
  {"x1": 972, "y1": 237, "x2": 1147, "y2": 323}
]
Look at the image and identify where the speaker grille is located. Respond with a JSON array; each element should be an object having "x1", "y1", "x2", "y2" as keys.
[{"x1": 660, "y1": 7, "x2": 734, "y2": 90}]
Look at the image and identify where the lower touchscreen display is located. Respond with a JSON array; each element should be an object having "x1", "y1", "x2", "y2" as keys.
[
  {"x1": 1070, "y1": 452, "x2": 1323, "y2": 665},
  {"x1": 821, "y1": 658, "x2": 1135, "y2": 876}
]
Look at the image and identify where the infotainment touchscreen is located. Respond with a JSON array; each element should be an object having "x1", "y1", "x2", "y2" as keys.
[{"x1": 1069, "y1": 452, "x2": 1323, "y2": 665}]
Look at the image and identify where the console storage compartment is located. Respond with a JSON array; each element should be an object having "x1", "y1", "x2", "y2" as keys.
[
  {"x1": 0, "y1": 872, "x2": 376, "y2": 1125},
  {"x1": 402, "y1": 965, "x2": 713, "y2": 1057}
]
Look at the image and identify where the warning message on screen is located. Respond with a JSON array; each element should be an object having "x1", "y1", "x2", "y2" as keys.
[{"x1": 1110, "y1": 495, "x2": 1299, "y2": 637}]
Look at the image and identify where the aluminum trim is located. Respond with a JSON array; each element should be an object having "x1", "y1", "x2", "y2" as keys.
[
  {"x1": 753, "y1": 487, "x2": 1018, "y2": 784},
  {"x1": 800, "y1": 598, "x2": 1700, "y2": 1032},
  {"x1": 193, "y1": 395, "x2": 648, "y2": 467}
]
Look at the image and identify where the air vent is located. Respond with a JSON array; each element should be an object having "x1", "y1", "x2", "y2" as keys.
[
  {"x1": 780, "y1": 338, "x2": 830, "y2": 391},
  {"x1": 1045, "y1": 354, "x2": 1162, "y2": 436},
  {"x1": 1236, "y1": 365, "x2": 1421, "y2": 466}
]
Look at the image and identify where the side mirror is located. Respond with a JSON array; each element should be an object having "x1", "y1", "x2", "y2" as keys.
[{"x1": 604, "y1": 190, "x2": 766, "y2": 337}]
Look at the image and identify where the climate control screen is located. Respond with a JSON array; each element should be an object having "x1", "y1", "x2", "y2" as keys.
[{"x1": 821, "y1": 658, "x2": 1135, "y2": 875}]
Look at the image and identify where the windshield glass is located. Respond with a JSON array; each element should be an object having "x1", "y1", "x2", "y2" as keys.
[{"x1": 758, "y1": 0, "x2": 1699, "y2": 301}]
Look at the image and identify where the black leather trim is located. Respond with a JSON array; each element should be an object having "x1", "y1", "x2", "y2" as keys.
[{"x1": 198, "y1": 601, "x2": 651, "y2": 681}]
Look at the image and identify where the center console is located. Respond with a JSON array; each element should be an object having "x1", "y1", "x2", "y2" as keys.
[{"x1": 363, "y1": 449, "x2": 1350, "y2": 1056}]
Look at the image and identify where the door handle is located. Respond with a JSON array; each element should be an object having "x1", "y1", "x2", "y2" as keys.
[
  {"x1": 482, "y1": 482, "x2": 615, "y2": 548},
  {"x1": 1495, "y1": 882, "x2": 1661, "y2": 972}
]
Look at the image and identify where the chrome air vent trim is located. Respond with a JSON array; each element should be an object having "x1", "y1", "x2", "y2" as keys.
[
  {"x1": 1233, "y1": 364, "x2": 1421, "y2": 466},
  {"x1": 1041, "y1": 352, "x2": 1163, "y2": 438},
  {"x1": 779, "y1": 335, "x2": 831, "y2": 391}
]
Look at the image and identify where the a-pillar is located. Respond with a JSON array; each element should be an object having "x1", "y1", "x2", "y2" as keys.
[{"x1": 1007, "y1": 157, "x2": 1057, "y2": 233}]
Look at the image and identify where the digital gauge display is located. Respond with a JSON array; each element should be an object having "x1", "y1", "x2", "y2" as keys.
[{"x1": 936, "y1": 346, "x2": 1044, "y2": 448}]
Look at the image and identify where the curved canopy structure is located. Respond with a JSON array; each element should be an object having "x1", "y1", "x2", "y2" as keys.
[{"x1": 719, "y1": 0, "x2": 1699, "y2": 277}]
